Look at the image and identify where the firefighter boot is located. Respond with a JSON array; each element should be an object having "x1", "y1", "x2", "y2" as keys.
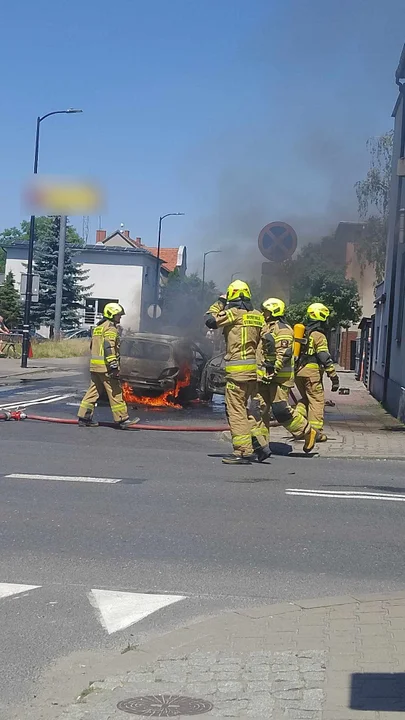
[
  {"x1": 78, "y1": 418, "x2": 99, "y2": 428},
  {"x1": 255, "y1": 445, "x2": 272, "y2": 463},
  {"x1": 252, "y1": 437, "x2": 272, "y2": 463},
  {"x1": 303, "y1": 427, "x2": 317, "y2": 454},
  {"x1": 119, "y1": 417, "x2": 140, "y2": 429},
  {"x1": 316, "y1": 431, "x2": 328, "y2": 442},
  {"x1": 222, "y1": 453, "x2": 255, "y2": 465}
]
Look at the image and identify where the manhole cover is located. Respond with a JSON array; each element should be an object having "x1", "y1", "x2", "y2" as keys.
[{"x1": 117, "y1": 694, "x2": 214, "y2": 716}]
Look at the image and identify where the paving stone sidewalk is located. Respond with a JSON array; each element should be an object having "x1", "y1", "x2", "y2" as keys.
[
  {"x1": 251, "y1": 372, "x2": 405, "y2": 460},
  {"x1": 51, "y1": 591, "x2": 405, "y2": 720}
]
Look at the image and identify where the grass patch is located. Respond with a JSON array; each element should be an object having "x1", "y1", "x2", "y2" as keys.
[{"x1": 32, "y1": 339, "x2": 90, "y2": 358}]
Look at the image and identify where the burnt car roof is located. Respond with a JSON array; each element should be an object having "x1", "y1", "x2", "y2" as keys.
[{"x1": 122, "y1": 332, "x2": 188, "y2": 344}]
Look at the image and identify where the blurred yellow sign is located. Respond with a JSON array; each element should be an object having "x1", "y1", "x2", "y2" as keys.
[{"x1": 25, "y1": 177, "x2": 103, "y2": 215}]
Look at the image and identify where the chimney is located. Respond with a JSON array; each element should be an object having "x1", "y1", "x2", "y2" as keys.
[
  {"x1": 96, "y1": 229, "x2": 106, "y2": 244},
  {"x1": 135, "y1": 236, "x2": 142, "y2": 246},
  {"x1": 123, "y1": 230, "x2": 130, "y2": 239}
]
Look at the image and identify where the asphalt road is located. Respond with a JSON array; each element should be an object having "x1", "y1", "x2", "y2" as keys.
[{"x1": 1, "y1": 370, "x2": 405, "y2": 716}]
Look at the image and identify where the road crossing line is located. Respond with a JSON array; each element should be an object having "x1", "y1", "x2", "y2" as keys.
[
  {"x1": 6, "y1": 473, "x2": 123, "y2": 484},
  {"x1": 0, "y1": 583, "x2": 41, "y2": 599},
  {"x1": 286, "y1": 488, "x2": 405, "y2": 502},
  {"x1": 1, "y1": 394, "x2": 73, "y2": 410}
]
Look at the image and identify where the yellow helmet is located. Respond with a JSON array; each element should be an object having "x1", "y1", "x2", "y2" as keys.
[
  {"x1": 307, "y1": 302, "x2": 330, "y2": 322},
  {"x1": 103, "y1": 302, "x2": 125, "y2": 320},
  {"x1": 226, "y1": 280, "x2": 251, "y2": 302},
  {"x1": 261, "y1": 297, "x2": 285, "y2": 317}
]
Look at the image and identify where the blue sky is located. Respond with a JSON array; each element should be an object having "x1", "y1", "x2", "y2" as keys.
[{"x1": 1, "y1": 0, "x2": 404, "y2": 281}]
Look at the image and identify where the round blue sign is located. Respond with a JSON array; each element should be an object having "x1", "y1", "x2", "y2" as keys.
[{"x1": 258, "y1": 222, "x2": 297, "y2": 262}]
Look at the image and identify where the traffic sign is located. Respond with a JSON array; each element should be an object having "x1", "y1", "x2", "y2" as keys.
[
  {"x1": 148, "y1": 303, "x2": 162, "y2": 319},
  {"x1": 258, "y1": 222, "x2": 297, "y2": 263},
  {"x1": 20, "y1": 273, "x2": 40, "y2": 302}
]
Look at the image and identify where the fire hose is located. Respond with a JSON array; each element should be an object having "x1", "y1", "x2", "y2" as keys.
[{"x1": 0, "y1": 410, "x2": 229, "y2": 432}]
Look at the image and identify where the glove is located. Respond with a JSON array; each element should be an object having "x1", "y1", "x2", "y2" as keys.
[
  {"x1": 108, "y1": 363, "x2": 120, "y2": 378},
  {"x1": 261, "y1": 374, "x2": 274, "y2": 385},
  {"x1": 261, "y1": 368, "x2": 275, "y2": 385},
  {"x1": 331, "y1": 374, "x2": 340, "y2": 392}
]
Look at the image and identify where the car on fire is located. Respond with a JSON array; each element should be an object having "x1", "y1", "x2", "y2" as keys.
[
  {"x1": 199, "y1": 351, "x2": 226, "y2": 400},
  {"x1": 119, "y1": 332, "x2": 208, "y2": 402}
]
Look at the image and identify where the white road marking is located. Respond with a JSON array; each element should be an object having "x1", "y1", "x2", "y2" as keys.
[
  {"x1": 286, "y1": 488, "x2": 405, "y2": 502},
  {"x1": 1, "y1": 394, "x2": 73, "y2": 410},
  {"x1": 6, "y1": 473, "x2": 123, "y2": 484},
  {"x1": 0, "y1": 583, "x2": 41, "y2": 600},
  {"x1": 89, "y1": 589, "x2": 185, "y2": 634}
]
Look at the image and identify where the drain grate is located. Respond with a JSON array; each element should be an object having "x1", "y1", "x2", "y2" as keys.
[{"x1": 117, "y1": 694, "x2": 214, "y2": 716}]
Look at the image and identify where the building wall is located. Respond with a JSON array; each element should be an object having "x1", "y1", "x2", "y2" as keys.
[
  {"x1": 5, "y1": 246, "x2": 157, "y2": 334},
  {"x1": 339, "y1": 329, "x2": 358, "y2": 370},
  {"x1": 371, "y1": 90, "x2": 405, "y2": 416},
  {"x1": 345, "y1": 242, "x2": 376, "y2": 319}
]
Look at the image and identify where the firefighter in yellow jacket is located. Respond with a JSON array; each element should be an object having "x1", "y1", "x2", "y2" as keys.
[
  {"x1": 255, "y1": 298, "x2": 317, "y2": 455},
  {"x1": 77, "y1": 303, "x2": 139, "y2": 428},
  {"x1": 205, "y1": 280, "x2": 263, "y2": 465},
  {"x1": 295, "y1": 302, "x2": 340, "y2": 440}
]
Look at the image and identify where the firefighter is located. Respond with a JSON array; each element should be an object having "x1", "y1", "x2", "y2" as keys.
[
  {"x1": 255, "y1": 298, "x2": 317, "y2": 456},
  {"x1": 205, "y1": 280, "x2": 263, "y2": 465},
  {"x1": 77, "y1": 302, "x2": 139, "y2": 428},
  {"x1": 295, "y1": 302, "x2": 339, "y2": 440}
]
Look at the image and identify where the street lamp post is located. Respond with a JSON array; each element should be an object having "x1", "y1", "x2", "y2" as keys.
[
  {"x1": 21, "y1": 108, "x2": 83, "y2": 367},
  {"x1": 153, "y1": 212, "x2": 184, "y2": 316},
  {"x1": 202, "y1": 250, "x2": 222, "y2": 308},
  {"x1": 231, "y1": 271, "x2": 241, "y2": 281}
]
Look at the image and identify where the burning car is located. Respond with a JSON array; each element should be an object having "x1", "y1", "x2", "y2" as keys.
[
  {"x1": 119, "y1": 332, "x2": 208, "y2": 406},
  {"x1": 199, "y1": 351, "x2": 226, "y2": 400}
]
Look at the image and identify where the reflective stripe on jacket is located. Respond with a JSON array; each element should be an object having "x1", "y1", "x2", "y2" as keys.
[
  {"x1": 205, "y1": 306, "x2": 263, "y2": 381},
  {"x1": 89, "y1": 320, "x2": 120, "y2": 373},
  {"x1": 257, "y1": 319, "x2": 295, "y2": 386}
]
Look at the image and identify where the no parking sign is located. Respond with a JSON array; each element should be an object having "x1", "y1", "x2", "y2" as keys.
[{"x1": 258, "y1": 222, "x2": 297, "y2": 263}]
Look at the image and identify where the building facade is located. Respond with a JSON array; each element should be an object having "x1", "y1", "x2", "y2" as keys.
[
  {"x1": 4, "y1": 241, "x2": 161, "y2": 333},
  {"x1": 370, "y1": 45, "x2": 405, "y2": 419}
]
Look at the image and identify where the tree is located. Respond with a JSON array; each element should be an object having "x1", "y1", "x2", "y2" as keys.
[
  {"x1": 354, "y1": 130, "x2": 393, "y2": 282},
  {"x1": 29, "y1": 217, "x2": 90, "y2": 332},
  {"x1": 287, "y1": 269, "x2": 362, "y2": 329},
  {"x1": 0, "y1": 271, "x2": 21, "y2": 327}
]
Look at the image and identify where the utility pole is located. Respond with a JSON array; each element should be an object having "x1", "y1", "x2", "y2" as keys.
[
  {"x1": 54, "y1": 215, "x2": 67, "y2": 340},
  {"x1": 202, "y1": 250, "x2": 222, "y2": 308},
  {"x1": 21, "y1": 108, "x2": 83, "y2": 366},
  {"x1": 153, "y1": 212, "x2": 184, "y2": 318}
]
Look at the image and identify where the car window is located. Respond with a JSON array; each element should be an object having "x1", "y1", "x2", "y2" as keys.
[
  {"x1": 210, "y1": 354, "x2": 224, "y2": 368},
  {"x1": 121, "y1": 339, "x2": 171, "y2": 361}
]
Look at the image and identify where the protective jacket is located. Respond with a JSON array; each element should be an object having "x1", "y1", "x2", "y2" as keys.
[
  {"x1": 205, "y1": 300, "x2": 263, "y2": 381},
  {"x1": 296, "y1": 322, "x2": 337, "y2": 379},
  {"x1": 258, "y1": 318, "x2": 295, "y2": 387},
  {"x1": 89, "y1": 320, "x2": 120, "y2": 374}
]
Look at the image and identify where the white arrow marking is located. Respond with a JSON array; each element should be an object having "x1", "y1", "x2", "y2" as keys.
[
  {"x1": 286, "y1": 488, "x2": 405, "y2": 502},
  {"x1": 89, "y1": 589, "x2": 185, "y2": 634},
  {"x1": 0, "y1": 583, "x2": 41, "y2": 600},
  {"x1": 6, "y1": 474, "x2": 123, "y2": 484}
]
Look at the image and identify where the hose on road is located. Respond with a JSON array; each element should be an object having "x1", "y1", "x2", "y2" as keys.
[{"x1": 0, "y1": 409, "x2": 229, "y2": 432}]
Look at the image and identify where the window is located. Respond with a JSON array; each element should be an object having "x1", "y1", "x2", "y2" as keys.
[
  {"x1": 120, "y1": 339, "x2": 171, "y2": 361},
  {"x1": 396, "y1": 252, "x2": 405, "y2": 343},
  {"x1": 85, "y1": 298, "x2": 118, "y2": 324}
]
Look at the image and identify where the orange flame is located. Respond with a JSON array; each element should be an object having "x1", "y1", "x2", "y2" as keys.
[{"x1": 122, "y1": 368, "x2": 192, "y2": 408}]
